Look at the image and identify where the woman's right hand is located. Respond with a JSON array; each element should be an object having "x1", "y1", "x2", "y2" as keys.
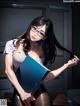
[{"x1": 20, "y1": 90, "x2": 35, "y2": 106}]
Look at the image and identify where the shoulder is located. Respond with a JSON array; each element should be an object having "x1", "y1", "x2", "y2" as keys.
[
  {"x1": 6, "y1": 39, "x2": 17, "y2": 46},
  {"x1": 4, "y1": 39, "x2": 17, "y2": 54},
  {"x1": 5, "y1": 39, "x2": 16, "y2": 50}
]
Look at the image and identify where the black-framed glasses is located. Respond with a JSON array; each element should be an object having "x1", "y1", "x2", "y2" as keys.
[{"x1": 31, "y1": 26, "x2": 45, "y2": 38}]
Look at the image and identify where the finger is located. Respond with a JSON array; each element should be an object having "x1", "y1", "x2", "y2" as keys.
[
  {"x1": 74, "y1": 57, "x2": 80, "y2": 63},
  {"x1": 24, "y1": 100, "x2": 31, "y2": 106},
  {"x1": 72, "y1": 59, "x2": 78, "y2": 65},
  {"x1": 33, "y1": 97, "x2": 35, "y2": 101},
  {"x1": 28, "y1": 97, "x2": 34, "y2": 103},
  {"x1": 74, "y1": 55, "x2": 80, "y2": 61},
  {"x1": 31, "y1": 96, "x2": 35, "y2": 101},
  {"x1": 72, "y1": 56, "x2": 79, "y2": 63},
  {"x1": 27, "y1": 97, "x2": 33, "y2": 104}
]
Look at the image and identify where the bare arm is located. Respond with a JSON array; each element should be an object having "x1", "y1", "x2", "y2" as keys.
[
  {"x1": 5, "y1": 54, "x2": 35, "y2": 105},
  {"x1": 5, "y1": 54, "x2": 24, "y2": 95},
  {"x1": 50, "y1": 55, "x2": 79, "y2": 78},
  {"x1": 45, "y1": 55, "x2": 79, "y2": 80},
  {"x1": 50, "y1": 63, "x2": 69, "y2": 78}
]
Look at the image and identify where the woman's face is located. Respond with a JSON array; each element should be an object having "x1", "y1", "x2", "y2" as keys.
[{"x1": 30, "y1": 24, "x2": 46, "y2": 41}]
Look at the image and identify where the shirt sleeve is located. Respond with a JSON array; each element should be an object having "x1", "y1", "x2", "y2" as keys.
[{"x1": 4, "y1": 40, "x2": 15, "y2": 55}]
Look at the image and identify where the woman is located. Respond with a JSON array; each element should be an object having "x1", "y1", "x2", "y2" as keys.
[{"x1": 4, "y1": 16, "x2": 79, "y2": 106}]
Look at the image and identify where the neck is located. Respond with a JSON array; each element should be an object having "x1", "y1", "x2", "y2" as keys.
[
  {"x1": 29, "y1": 41, "x2": 43, "y2": 53},
  {"x1": 30, "y1": 41, "x2": 39, "y2": 49}
]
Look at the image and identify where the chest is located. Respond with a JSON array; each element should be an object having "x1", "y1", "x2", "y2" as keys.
[
  {"x1": 28, "y1": 49, "x2": 44, "y2": 64},
  {"x1": 28, "y1": 44, "x2": 45, "y2": 60}
]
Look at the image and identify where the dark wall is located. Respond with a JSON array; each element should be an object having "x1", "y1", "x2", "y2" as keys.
[{"x1": 72, "y1": 3, "x2": 80, "y2": 88}]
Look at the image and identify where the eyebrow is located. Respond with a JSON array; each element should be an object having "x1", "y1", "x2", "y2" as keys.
[
  {"x1": 37, "y1": 28, "x2": 45, "y2": 34},
  {"x1": 34, "y1": 26, "x2": 45, "y2": 34},
  {"x1": 40, "y1": 30, "x2": 45, "y2": 34}
]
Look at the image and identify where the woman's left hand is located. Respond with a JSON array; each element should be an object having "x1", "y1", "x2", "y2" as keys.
[{"x1": 67, "y1": 55, "x2": 80, "y2": 68}]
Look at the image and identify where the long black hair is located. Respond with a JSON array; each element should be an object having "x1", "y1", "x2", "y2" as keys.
[{"x1": 16, "y1": 16, "x2": 74, "y2": 65}]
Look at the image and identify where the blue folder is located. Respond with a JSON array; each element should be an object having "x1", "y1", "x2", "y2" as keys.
[{"x1": 19, "y1": 55, "x2": 49, "y2": 94}]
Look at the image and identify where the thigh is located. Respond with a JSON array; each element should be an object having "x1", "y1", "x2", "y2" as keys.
[
  {"x1": 35, "y1": 92, "x2": 52, "y2": 106},
  {"x1": 44, "y1": 72, "x2": 54, "y2": 82}
]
